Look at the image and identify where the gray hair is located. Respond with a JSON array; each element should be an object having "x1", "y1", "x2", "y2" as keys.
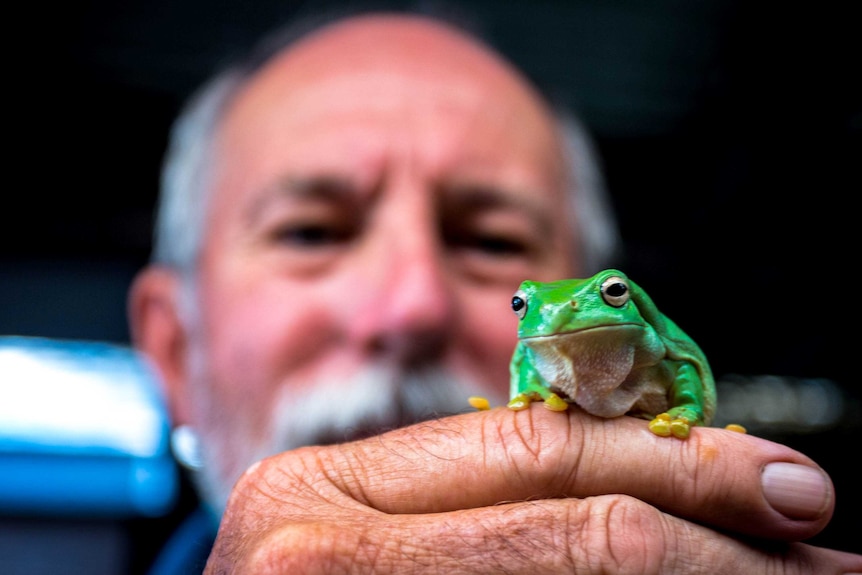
[
  {"x1": 153, "y1": 69, "x2": 241, "y2": 272},
  {"x1": 152, "y1": 12, "x2": 621, "y2": 275}
]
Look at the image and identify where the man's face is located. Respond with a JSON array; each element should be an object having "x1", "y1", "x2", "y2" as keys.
[{"x1": 181, "y1": 16, "x2": 579, "y2": 506}]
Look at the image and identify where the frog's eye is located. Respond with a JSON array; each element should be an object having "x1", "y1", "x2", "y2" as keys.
[
  {"x1": 511, "y1": 290, "x2": 528, "y2": 320},
  {"x1": 600, "y1": 276, "x2": 630, "y2": 307}
]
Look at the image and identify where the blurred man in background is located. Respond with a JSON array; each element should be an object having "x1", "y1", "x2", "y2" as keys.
[{"x1": 129, "y1": 9, "x2": 862, "y2": 574}]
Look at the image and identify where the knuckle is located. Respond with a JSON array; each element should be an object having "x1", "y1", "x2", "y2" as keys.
[
  {"x1": 217, "y1": 448, "x2": 382, "y2": 575},
  {"x1": 499, "y1": 406, "x2": 585, "y2": 489},
  {"x1": 575, "y1": 494, "x2": 670, "y2": 574},
  {"x1": 676, "y1": 431, "x2": 743, "y2": 510},
  {"x1": 240, "y1": 522, "x2": 362, "y2": 575},
  {"x1": 224, "y1": 446, "x2": 335, "y2": 529}
]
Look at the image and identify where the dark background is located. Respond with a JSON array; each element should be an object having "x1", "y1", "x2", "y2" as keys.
[{"x1": 3, "y1": 0, "x2": 859, "y2": 565}]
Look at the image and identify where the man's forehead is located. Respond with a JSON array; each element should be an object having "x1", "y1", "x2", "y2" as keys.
[
  {"x1": 227, "y1": 14, "x2": 548, "y2": 120},
  {"x1": 263, "y1": 15, "x2": 520, "y2": 84},
  {"x1": 210, "y1": 14, "x2": 570, "y2": 224}
]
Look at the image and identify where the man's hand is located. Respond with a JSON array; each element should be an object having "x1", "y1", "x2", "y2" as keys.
[{"x1": 204, "y1": 405, "x2": 862, "y2": 574}]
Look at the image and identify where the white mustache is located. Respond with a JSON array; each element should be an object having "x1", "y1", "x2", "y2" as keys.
[{"x1": 267, "y1": 364, "x2": 503, "y2": 453}]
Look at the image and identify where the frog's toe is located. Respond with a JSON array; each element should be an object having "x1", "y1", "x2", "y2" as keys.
[
  {"x1": 507, "y1": 393, "x2": 532, "y2": 411},
  {"x1": 669, "y1": 417, "x2": 692, "y2": 439},
  {"x1": 648, "y1": 413, "x2": 692, "y2": 439},
  {"x1": 468, "y1": 396, "x2": 491, "y2": 411},
  {"x1": 648, "y1": 413, "x2": 672, "y2": 437},
  {"x1": 542, "y1": 392, "x2": 569, "y2": 412}
]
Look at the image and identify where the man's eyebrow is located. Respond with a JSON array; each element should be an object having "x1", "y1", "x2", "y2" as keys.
[
  {"x1": 442, "y1": 184, "x2": 555, "y2": 229},
  {"x1": 244, "y1": 176, "x2": 357, "y2": 224}
]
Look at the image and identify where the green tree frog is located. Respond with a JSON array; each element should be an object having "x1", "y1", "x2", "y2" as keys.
[{"x1": 507, "y1": 269, "x2": 716, "y2": 439}]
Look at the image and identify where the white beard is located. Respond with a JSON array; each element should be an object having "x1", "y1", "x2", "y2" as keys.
[{"x1": 194, "y1": 363, "x2": 506, "y2": 513}]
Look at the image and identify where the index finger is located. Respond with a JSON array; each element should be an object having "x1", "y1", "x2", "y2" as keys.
[{"x1": 308, "y1": 404, "x2": 835, "y2": 542}]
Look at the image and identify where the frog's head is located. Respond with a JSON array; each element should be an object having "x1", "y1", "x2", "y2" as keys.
[{"x1": 511, "y1": 269, "x2": 647, "y2": 339}]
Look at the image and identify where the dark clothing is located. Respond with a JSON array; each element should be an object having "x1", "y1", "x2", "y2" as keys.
[{"x1": 147, "y1": 507, "x2": 218, "y2": 575}]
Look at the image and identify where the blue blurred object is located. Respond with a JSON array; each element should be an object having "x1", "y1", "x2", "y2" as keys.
[{"x1": 0, "y1": 336, "x2": 178, "y2": 518}]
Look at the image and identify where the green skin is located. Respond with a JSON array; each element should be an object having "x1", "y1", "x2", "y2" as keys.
[{"x1": 508, "y1": 269, "x2": 716, "y2": 436}]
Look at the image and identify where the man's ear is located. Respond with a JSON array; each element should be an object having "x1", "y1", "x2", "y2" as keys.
[{"x1": 128, "y1": 266, "x2": 192, "y2": 426}]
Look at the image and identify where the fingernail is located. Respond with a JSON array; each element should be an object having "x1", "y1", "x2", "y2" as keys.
[{"x1": 762, "y1": 462, "x2": 832, "y2": 520}]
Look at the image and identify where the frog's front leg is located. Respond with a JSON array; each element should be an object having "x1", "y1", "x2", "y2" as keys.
[
  {"x1": 507, "y1": 347, "x2": 568, "y2": 412},
  {"x1": 648, "y1": 361, "x2": 707, "y2": 439}
]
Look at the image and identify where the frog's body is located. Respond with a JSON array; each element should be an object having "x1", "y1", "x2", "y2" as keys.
[{"x1": 508, "y1": 269, "x2": 716, "y2": 439}]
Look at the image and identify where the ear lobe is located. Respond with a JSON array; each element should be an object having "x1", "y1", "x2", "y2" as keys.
[{"x1": 128, "y1": 266, "x2": 192, "y2": 426}]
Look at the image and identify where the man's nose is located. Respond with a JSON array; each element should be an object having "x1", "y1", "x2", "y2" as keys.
[{"x1": 347, "y1": 228, "x2": 457, "y2": 363}]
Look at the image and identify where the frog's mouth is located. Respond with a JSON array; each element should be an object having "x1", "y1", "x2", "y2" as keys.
[{"x1": 521, "y1": 322, "x2": 645, "y2": 342}]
